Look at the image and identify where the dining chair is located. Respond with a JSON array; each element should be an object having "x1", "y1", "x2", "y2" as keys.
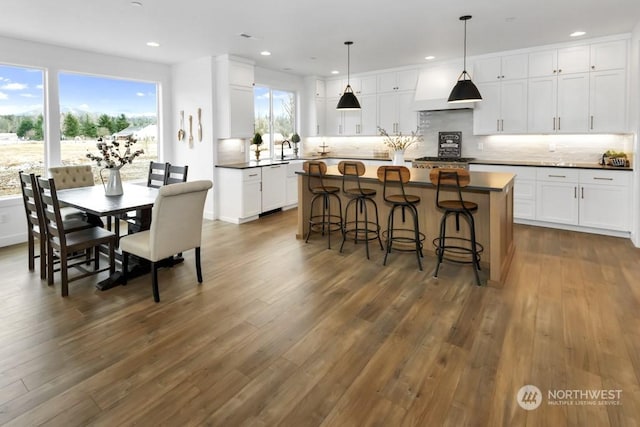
[
  {"x1": 37, "y1": 177, "x2": 117, "y2": 297},
  {"x1": 48, "y1": 165, "x2": 104, "y2": 226},
  {"x1": 147, "y1": 161, "x2": 169, "y2": 188},
  {"x1": 19, "y1": 171, "x2": 93, "y2": 280},
  {"x1": 120, "y1": 180, "x2": 212, "y2": 302},
  {"x1": 165, "y1": 164, "x2": 189, "y2": 185}
]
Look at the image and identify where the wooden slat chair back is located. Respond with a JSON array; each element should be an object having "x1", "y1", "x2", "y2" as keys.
[
  {"x1": 165, "y1": 164, "x2": 189, "y2": 185},
  {"x1": 19, "y1": 172, "x2": 46, "y2": 279},
  {"x1": 37, "y1": 177, "x2": 117, "y2": 296},
  {"x1": 147, "y1": 161, "x2": 169, "y2": 188}
]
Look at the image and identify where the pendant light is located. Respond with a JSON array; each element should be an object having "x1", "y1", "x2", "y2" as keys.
[
  {"x1": 448, "y1": 15, "x2": 482, "y2": 103},
  {"x1": 337, "y1": 41, "x2": 361, "y2": 110}
]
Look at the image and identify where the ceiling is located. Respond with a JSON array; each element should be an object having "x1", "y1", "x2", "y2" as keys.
[{"x1": 3, "y1": 0, "x2": 640, "y2": 77}]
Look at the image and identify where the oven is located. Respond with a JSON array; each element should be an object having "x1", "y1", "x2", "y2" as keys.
[{"x1": 411, "y1": 156, "x2": 475, "y2": 170}]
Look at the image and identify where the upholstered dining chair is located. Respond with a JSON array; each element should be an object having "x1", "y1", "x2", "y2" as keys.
[
  {"x1": 120, "y1": 180, "x2": 212, "y2": 302},
  {"x1": 48, "y1": 165, "x2": 102, "y2": 225},
  {"x1": 37, "y1": 177, "x2": 117, "y2": 296}
]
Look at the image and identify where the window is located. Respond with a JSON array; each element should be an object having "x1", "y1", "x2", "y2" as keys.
[
  {"x1": 0, "y1": 64, "x2": 45, "y2": 197},
  {"x1": 254, "y1": 86, "x2": 296, "y2": 160},
  {"x1": 58, "y1": 73, "x2": 158, "y2": 184}
]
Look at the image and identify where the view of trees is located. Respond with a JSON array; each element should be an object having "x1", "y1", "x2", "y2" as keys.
[{"x1": 0, "y1": 112, "x2": 156, "y2": 141}]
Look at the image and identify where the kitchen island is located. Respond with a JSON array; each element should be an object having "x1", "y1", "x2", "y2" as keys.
[{"x1": 297, "y1": 166, "x2": 515, "y2": 286}]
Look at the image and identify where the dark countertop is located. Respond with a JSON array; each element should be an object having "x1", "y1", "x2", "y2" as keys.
[
  {"x1": 470, "y1": 159, "x2": 633, "y2": 171},
  {"x1": 298, "y1": 166, "x2": 515, "y2": 192},
  {"x1": 215, "y1": 159, "x2": 290, "y2": 169}
]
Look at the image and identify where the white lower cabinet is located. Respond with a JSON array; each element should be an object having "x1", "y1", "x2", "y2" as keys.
[
  {"x1": 285, "y1": 160, "x2": 304, "y2": 208},
  {"x1": 536, "y1": 167, "x2": 632, "y2": 232},
  {"x1": 470, "y1": 164, "x2": 632, "y2": 234},
  {"x1": 217, "y1": 163, "x2": 289, "y2": 223},
  {"x1": 261, "y1": 164, "x2": 287, "y2": 212}
]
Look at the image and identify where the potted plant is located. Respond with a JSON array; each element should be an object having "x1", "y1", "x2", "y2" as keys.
[
  {"x1": 290, "y1": 133, "x2": 301, "y2": 158},
  {"x1": 251, "y1": 132, "x2": 263, "y2": 161}
]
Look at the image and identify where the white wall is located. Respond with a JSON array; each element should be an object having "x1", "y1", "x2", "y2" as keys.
[
  {"x1": 630, "y1": 22, "x2": 640, "y2": 246},
  {"x1": 0, "y1": 36, "x2": 172, "y2": 247},
  {"x1": 171, "y1": 57, "x2": 216, "y2": 219}
]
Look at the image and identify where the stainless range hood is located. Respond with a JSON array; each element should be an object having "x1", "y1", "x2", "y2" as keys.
[{"x1": 413, "y1": 59, "x2": 476, "y2": 111}]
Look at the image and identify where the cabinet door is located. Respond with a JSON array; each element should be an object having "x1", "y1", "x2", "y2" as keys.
[
  {"x1": 536, "y1": 181, "x2": 579, "y2": 225},
  {"x1": 500, "y1": 79, "x2": 528, "y2": 133},
  {"x1": 325, "y1": 98, "x2": 343, "y2": 135},
  {"x1": 314, "y1": 98, "x2": 325, "y2": 136},
  {"x1": 261, "y1": 164, "x2": 287, "y2": 212},
  {"x1": 397, "y1": 91, "x2": 418, "y2": 134},
  {"x1": 590, "y1": 40, "x2": 627, "y2": 71},
  {"x1": 228, "y1": 85, "x2": 254, "y2": 138},
  {"x1": 242, "y1": 180, "x2": 262, "y2": 218},
  {"x1": 557, "y1": 45, "x2": 590, "y2": 74},
  {"x1": 501, "y1": 54, "x2": 528, "y2": 80},
  {"x1": 326, "y1": 79, "x2": 344, "y2": 98},
  {"x1": 377, "y1": 72, "x2": 398, "y2": 92},
  {"x1": 589, "y1": 69, "x2": 626, "y2": 133},
  {"x1": 529, "y1": 50, "x2": 558, "y2": 77},
  {"x1": 473, "y1": 57, "x2": 502, "y2": 83},
  {"x1": 343, "y1": 109, "x2": 362, "y2": 135},
  {"x1": 528, "y1": 76, "x2": 557, "y2": 133},
  {"x1": 359, "y1": 76, "x2": 378, "y2": 95},
  {"x1": 579, "y1": 184, "x2": 630, "y2": 231},
  {"x1": 377, "y1": 92, "x2": 398, "y2": 133},
  {"x1": 473, "y1": 82, "x2": 501, "y2": 134},
  {"x1": 360, "y1": 94, "x2": 378, "y2": 135},
  {"x1": 396, "y1": 69, "x2": 419, "y2": 91},
  {"x1": 557, "y1": 73, "x2": 589, "y2": 133}
]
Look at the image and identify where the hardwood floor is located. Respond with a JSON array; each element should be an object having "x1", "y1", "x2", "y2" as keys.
[{"x1": 0, "y1": 208, "x2": 639, "y2": 426}]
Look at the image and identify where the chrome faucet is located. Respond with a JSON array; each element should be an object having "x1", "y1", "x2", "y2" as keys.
[{"x1": 280, "y1": 139, "x2": 291, "y2": 159}]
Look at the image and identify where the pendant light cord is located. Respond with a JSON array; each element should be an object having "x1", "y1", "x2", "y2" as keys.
[
  {"x1": 347, "y1": 43, "x2": 351, "y2": 85},
  {"x1": 463, "y1": 18, "x2": 467, "y2": 73}
]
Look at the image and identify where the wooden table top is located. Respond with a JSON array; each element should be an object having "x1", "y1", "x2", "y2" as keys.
[{"x1": 56, "y1": 183, "x2": 159, "y2": 217}]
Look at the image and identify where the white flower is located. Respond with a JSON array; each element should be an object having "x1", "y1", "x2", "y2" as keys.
[{"x1": 378, "y1": 126, "x2": 423, "y2": 151}]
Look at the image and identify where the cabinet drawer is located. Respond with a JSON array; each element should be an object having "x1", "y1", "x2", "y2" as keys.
[
  {"x1": 536, "y1": 167, "x2": 579, "y2": 182},
  {"x1": 242, "y1": 168, "x2": 262, "y2": 181},
  {"x1": 579, "y1": 169, "x2": 631, "y2": 186}
]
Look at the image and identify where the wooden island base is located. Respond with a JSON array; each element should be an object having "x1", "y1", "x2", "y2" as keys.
[{"x1": 297, "y1": 166, "x2": 515, "y2": 286}]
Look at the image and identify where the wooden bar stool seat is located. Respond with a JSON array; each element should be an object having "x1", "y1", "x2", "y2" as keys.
[
  {"x1": 377, "y1": 166, "x2": 425, "y2": 270},
  {"x1": 430, "y1": 168, "x2": 484, "y2": 285},
  {"x1": 303, "y1": 161, "x2": 343, "y2": 249},
  {"x1": 338, "y1": 161, "x2": 383, "y2": 259}
]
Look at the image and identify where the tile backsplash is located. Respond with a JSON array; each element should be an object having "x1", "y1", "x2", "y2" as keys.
[{"x1": 301, "y1": 109, "x2": 633, "y2": 164}]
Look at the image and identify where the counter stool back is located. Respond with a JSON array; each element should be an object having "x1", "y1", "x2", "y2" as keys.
[
  {"x1": 377, "y1": 166, "x2": 424, "y2": 270},
  {"x1": 303, "y1": 161, "x2": 343, "y2": 249},
  {"x1": 338, "y1": 161, "x2": 383, "y2": 259},
  {"x1": 430, "y1": 168, "x2": 483, "y2": 286}
]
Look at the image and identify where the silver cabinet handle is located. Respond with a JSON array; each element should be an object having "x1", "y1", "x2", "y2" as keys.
[
  {"x1": 558, "y1": 117, "x2": 561, "y2": 130},
  {"x1": 501, "y1": 119, "x2": 504, "y2": 132},
  {"x1": 581, "y1": 187, "x2": 584, "y2": 199},
  {"x1": 548, "y1": 174, "x2": 566, "y2": 178},
  {"x1": 553, "y1": 117, "x2": 556, "y2": 131},
  {"x1": 593, "y1": 177, "x2": 614, "y2": 181},
  {"x1": 249, "y1": 173, "x2": 258, "y2": 177},
  {"x1": 316, "y1": 124, "x2": 319, "y2": 135},
  {"x1": 497, "y1": 119, "x2": 500, "y2": 132},
  {"x1": 270, "y1": 165, "x2": 281, "y2": 169},
  {"x1": 574, "y1": 187, "x2": 577, "y2": 198},
  {"x1": 590, "y1": 115, "x2": 594, "y2": 130}
]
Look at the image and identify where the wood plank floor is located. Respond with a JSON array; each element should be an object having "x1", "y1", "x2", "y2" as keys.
[{"x1": 0, "y1": 208, "x2": 639, "y2": 426}]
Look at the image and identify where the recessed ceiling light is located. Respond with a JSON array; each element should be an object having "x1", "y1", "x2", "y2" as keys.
[
  {"x1": 260, "y1": 51, "x2": 271, "y2": 56},
  {"x1": 570, "y1": 31, "x2": 586, "y2": 37},
  {"x1": 146, "y1": 41, "x2": 160, "y2": 47},
  {"x1": 425, "y1": 56, "x2": 435, "y2": 60},
  {"x1": 331, "y1": 70, "x2": 339, "y2": 75}
]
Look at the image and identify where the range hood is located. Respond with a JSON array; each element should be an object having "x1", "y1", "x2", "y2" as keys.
[{"x1": 413, "y1": 59, "x2": 476, "y2": 111}]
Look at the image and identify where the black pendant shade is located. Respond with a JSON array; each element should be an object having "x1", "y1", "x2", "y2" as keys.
[
  {"x1": 448, "y1": 15, "x2": 482, "y2": 103},
  {"x1": 337, "y1": 41, "x2": 361, "y2": 110},
  {"x1": 337, "y1": 85, "x2": 361, "y2": 110}
]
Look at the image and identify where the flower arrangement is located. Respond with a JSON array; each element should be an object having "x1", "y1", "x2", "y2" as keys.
[
  {"x1": 378, "y1": 126, "x2": 423, "y2": 151},
  {"x1": 86, "y1": 135, "x2": 144, "y2": 169}
]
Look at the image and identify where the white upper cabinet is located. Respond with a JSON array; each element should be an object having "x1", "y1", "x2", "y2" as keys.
[
  {"x1": 590, "y1": 40, "x2": 627, "y2": 71},
  {"x1": 216, "y1": 55, "x2": 255, "y2": 139},
  {"x1": 326, "y1": 79, "x2": 344, "y2": 98},
  {"x1": 557, "y1": 45, "x2": 590, "y2": 74},
  {"x1": 377, "y1": 69, "x2": 418, "y2": 92},
  {"x1": 528, "y1": 50, "x2": 558, "y2": 77},
  {"x1": 589, "y1": 69, "x2": 626, "y2": 132},
  {"x1": 474, "y1": 54, "x2": 528, "y2": 82},
  {"x1": 358, "y1": 76, "x2": 377, "y2": 95},
  {"x1": 556, "y1": 73, "x2": 590, "y2": 132}
]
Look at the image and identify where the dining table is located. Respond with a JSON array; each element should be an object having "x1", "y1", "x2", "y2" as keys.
[{"x1": 56, "y1": 182, "x2": 161, "y2": 290}]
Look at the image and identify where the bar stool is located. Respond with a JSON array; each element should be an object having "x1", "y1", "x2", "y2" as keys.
[
  {"x1": 377, "y1": 166, "x2": 424, "y2": 270},
  {"x1": 303, "y1": 161, "x2": 343, "y2": 249},
  {"x1": 430, "y1": 168, "x2": 484, "y2": 286},
  {"x1": 338, "y1": 161, "x2": 384, "y2": 259}
]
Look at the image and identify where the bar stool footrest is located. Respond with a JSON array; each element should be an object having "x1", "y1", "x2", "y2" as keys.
[
  {"x1": 432, "y1": 236, "x2": 483, "y2": 264},
  {"x1": 383, "y1": 228, "x2": 425, "y2": 252},
  {"x1": 309, "y1": 214, "x2": 343, "y2": 234},
  {"x1": 343, "y1": 220, "x2": 381, "y2": 242}
]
